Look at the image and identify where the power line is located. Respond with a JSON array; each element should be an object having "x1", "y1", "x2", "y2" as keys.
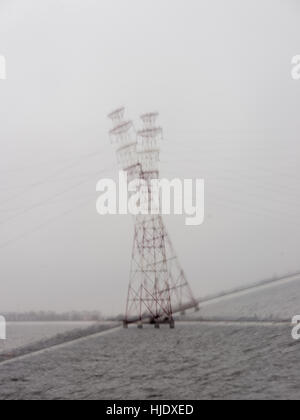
[
  {"x1": 0, "y1": 197, "x2": 94, "y2": 251},
  {"x1": 0, "y1": 167, "x2": 113, "y2": 225},
  {"x1": 0, "y1": 148, "x2": 111, "y2": 207}
]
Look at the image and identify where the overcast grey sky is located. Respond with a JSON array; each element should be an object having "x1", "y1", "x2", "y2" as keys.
[{"x1": 0, "y1": 0, "x2": 299, "y2": 315}]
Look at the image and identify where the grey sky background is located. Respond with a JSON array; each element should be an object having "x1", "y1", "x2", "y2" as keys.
[{"x1": 0, "y1": 0, "x2": 299, "y2": 315}]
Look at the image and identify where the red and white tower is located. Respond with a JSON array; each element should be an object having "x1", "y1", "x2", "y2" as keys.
[{"x1": 108, "y1": 108, "x2": 198, "y2": 328}]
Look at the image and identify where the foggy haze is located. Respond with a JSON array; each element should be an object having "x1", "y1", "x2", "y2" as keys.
[{"x1": 0, "y1": 0, "x2": 299, "y2": 315}]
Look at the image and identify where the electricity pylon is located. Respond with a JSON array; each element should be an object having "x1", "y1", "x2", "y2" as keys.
[{"x1": 108, "y1": 108, "x2": 198, "y2": 328}]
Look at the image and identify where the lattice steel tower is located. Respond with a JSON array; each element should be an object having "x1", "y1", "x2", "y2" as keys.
[{"x1": 108, "y1": 108, "x2": 198, "y2": 328}]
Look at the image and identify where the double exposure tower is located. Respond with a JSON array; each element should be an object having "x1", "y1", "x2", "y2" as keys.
[{"x1": 108, "y1": 108, "x2": 198, "y2": 328}]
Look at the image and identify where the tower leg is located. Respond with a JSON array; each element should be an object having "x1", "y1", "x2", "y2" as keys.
[
  {"x1": 123, "y1": 321, "x2": 128, "y2": 329},
  {"x1": 170, "y1": 319, "x2": 175, "y2": 329},
  {"x1": 154, "y1": 322, "x2": 160, "y2": 329}
]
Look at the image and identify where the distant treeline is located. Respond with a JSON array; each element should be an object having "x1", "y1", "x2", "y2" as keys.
[{"x1": 2, "y1": 311, "x2": 105, "y2": 322}]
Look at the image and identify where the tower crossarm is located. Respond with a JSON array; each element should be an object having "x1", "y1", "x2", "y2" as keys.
[
  {"x1": 137, "y1": 127, "x2": 163, "y2": 139},
  {"x1": 107, "y1": 107, "x2": 125, "y2": 126},
  {"x1": 109, "y1": 121, "x2": 133, "y2": 137}
]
